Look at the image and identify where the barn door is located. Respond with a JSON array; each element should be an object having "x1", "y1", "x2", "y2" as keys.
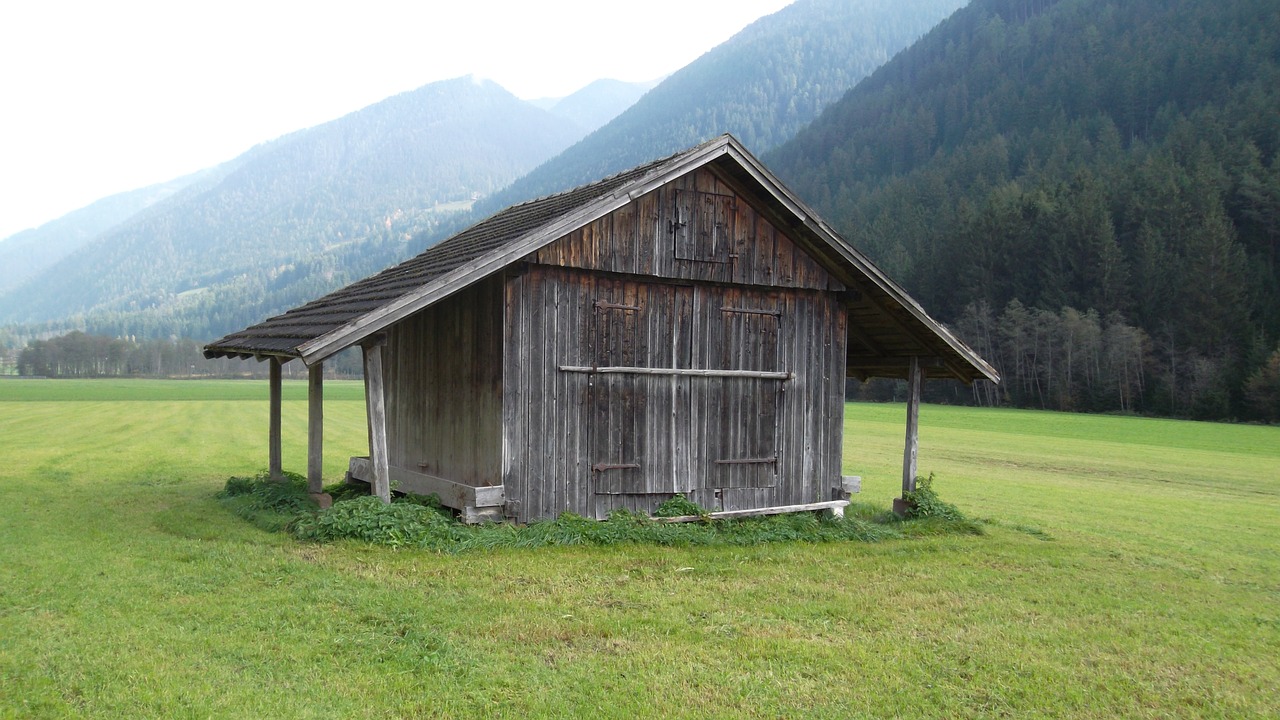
[
  {"x1": 692, "y1": 288, "x2": 783, "y2": 492},
  {"x1": 584, "y1": 280, "x2": 786, "y2": 517},
  {"x1": 587, "y1": 280, "x2": 694, "y2": 516}
]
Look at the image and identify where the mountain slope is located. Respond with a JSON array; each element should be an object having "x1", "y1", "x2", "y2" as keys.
[
  {"x1": 0, "y1": 77, "x2": 584, "y2": 336},
  {"x1": 766, "y1": 0, "x2": 1280, "y2": 416},
  {"x1": 0, "y1": 169, "x2": 214, "y2": 294},
  {"x1": 539, "y1": 78, "x2": 659, "y2": 133},
  {"x1": 481, "y1": 0, "x2": 969, "y2": 212}
]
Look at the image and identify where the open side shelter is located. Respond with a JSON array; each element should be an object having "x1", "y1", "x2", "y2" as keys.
[{"x1": 205, "y1": 135, "x2": 998, "y2": 522}]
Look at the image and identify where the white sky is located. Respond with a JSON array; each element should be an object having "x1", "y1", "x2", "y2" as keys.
[{"x1": 0, "y1": 0, "x2": 793, "y2": 240}]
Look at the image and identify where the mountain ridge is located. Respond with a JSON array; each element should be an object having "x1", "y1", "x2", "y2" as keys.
[
  {"x1": 477, "y1": 0, "x2": 969, "y2": 213},
  {"x1": 0, "y1": 167, "x2": 218, "y2": 295},
  {"x1": 0, "y1": 77, "x2": 585, "y2": 336}
]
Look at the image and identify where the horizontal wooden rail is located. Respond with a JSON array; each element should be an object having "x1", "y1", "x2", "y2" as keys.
[
  {"x1": 559, "y1": 365, "x2": 792, "y2": 380},
  {"x1": 594, "y1": 301, "x2": 641, "y2": 311},
  {"x1": 714, "y1": 456, "x2": 777, "y2": 465},
  {"x1": 655, "y1": 499, "x2": 849, "y2": 523},
  {"x1": 720, "y1": 306, "x2": 781, "y2": 317}
]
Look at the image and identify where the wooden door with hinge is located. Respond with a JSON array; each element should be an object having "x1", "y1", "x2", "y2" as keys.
[
  {"x1": 693, "y1": 288, "x2": 783, "y2": 493},
  {"x1": 586, "y1": 279, "x2": 695, "y2": 512},
  {"x1": 584, "y1": 279, "x2": 788, "y2": 516}
]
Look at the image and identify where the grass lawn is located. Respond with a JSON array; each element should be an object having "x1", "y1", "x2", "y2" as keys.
[{"x1": 0, "y1": 378, "x2": 1276, "y2": 718}]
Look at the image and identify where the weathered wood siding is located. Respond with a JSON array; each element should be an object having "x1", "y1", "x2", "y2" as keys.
[
  {"x1": 503, "y1": 170, "x2": 847, "y2": 522},
  {"x1": 531, "y1": 168, "x2": 845, "y2": 292},
  {"x1": 383, "y1": 276, "x2": 503, "y2": 489}
]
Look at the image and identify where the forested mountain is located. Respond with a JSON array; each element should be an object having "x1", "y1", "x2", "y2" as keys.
[
  {"x1": 480, "y1": 0, "x2": 969, "y2": 213},
  {"x1": 768, "y1": 0, "x2": 1280, "y2": 418},
  {"x1": 0, "y1": 77, "x2": 585, "y2": 339},
  {"x1": 0, "y1": 169, "x2": 213, "y2": 294},
  {"x1": 534, "y1": 79, "x2": 660, "y2": 134}
]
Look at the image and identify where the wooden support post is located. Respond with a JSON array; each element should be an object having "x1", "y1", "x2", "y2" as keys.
[
  {"x1": 362, "y1": 339, "x2": 391, "y2": 503},
  {"x1": 894, "y1": 356, "x2": 922, "y2": 517},
  {"x1": 268, "y1": 357, "x2": 282, "y2": 481},
  {"x1": 307, "y1": 363, "x2": 328, "y2": 505}
]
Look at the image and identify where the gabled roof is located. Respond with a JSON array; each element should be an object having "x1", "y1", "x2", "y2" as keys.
[{"x1": 205, "y1": 134, "x2": 998, "y2": 384}]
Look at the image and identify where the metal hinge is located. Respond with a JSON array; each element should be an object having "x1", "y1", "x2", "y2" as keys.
[{"x1": 592, "y1": 462, "x2": 641, "y2": 473}]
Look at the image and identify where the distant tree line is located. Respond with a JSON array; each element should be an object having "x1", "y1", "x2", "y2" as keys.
[
  {"x1": 955, "y1": 302, "x2": 1280, "y2": 422},
  {"x1": 854, "y1": 301, "x2": 1280, "y2": 422},
  {"x1": 15, "y1": 331, "x2": 362, "y2": 379}
]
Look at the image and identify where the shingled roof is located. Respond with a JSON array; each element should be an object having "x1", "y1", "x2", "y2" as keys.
[{"x1": 204, "y1": 134, "x2": 998, "y2": 384}]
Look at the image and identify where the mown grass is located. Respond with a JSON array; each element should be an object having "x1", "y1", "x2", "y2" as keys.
[{"x1": 1, "y1": 379, "x2": 1277, "y2": 718}]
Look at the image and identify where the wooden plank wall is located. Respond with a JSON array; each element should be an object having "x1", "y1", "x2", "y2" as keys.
[
  {"x1": 503, "y1": 267, "x2": 594, "y2": 520},
  {"x1": 504, "y1": 267, "x2": 846, "y2": 521},
  {"x1": 532, "y1": 168, "x2": 844, "y2": 293},
  {"x1": 504, "y1": 168, "x2": 848, "y2": 522},
  {"x1": 383, "y1": 276, "x2": 503, "y2": 490}
]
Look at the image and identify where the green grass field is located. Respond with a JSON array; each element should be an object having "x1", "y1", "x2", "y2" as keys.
[{"x1": 0, "y1": 378, "x2": 1276, "y2": 718}]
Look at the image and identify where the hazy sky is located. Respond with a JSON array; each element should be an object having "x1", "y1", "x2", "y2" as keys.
[{"x1": 0, "y1": 0, "x2": 793, "y2": 241}]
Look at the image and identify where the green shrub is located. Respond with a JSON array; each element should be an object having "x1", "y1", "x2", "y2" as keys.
[
  {"x1": 653, "y1": 493, "x2": 708, "y2": 518},
  {"x1": 291, "y1": 495, "x2": 460, "y2": 549},
  {"x1": 219, "y1": 471, "x2": 312, "y2": 512},
  {"x1": 221, "y1": 475, "x2": 256, "y2": 497},
  {"x1": 324, "y1": 479, "x2": 371, "y2": 503},
  {"x1": 901, "y1": 473, "x2": 967, "y2": 521},
  {"x1": 217, "y1": 471, "x2": 316, "y2": 532}
]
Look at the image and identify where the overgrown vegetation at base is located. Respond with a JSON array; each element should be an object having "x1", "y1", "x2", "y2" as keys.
[
  {"x1": 900, "y1": 473, "x2": 968, "y2": 522},
  {"x1": 219, "y1": 473, "x2": 981, "y2": 553}
]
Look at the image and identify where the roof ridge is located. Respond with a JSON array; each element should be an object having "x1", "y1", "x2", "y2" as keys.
[{"x1": 501, "y1": 146, "x2": 690, "y2": 211}]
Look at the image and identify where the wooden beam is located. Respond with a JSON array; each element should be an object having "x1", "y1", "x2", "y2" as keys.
[
  {"x1": 559, "y1": 365, "x2": 792, "y2": 381},
  {"x1": 362, "y1": 340, "x2": 391, "y2": 503},
  {"x1": 348, "y1": 457, "x2": 505, "y2": 510},
  {"x1": 268, "y1": 357, "x2": 282, "y2": 481},
  {"x1": 655, "y1": 499, "x2": 850, "y2": 523},
  {"x1": 848, "y1": 354, "x2": 945, "y2": 368},
  {"x1": 845, "y1": 321, "x2": 889, "y2": 356},
  {"x1": 855, "y1": 284, "x2": 972, "y2": 382},
  {"x1": 902, "y1": 355, "x2": 923, "y2": 498},
  {"x1": 307, "y1": 363, "x2": 324, "y2": 494}
]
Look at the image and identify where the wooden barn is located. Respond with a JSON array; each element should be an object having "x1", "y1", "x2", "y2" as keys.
[{"x1": 204, "y1": 134, "x2": 998, "y2": 523}]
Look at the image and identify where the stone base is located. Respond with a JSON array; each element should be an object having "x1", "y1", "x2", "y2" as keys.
[
  {"x1": 462, "y1": 505, "x2": 504, "y2": 524},
  {"x1": 892, "y1": 497, "x2": 911, "y2": 518},
  {"x1": 309, "y1": 492, "x2": 333, "y2": 509}
]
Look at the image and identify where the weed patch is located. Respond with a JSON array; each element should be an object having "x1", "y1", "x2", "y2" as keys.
[
  {"x1": 653, "y1": 493, "x2": 708, "y2": 518},
  {"x1": 218, "y1": 473, "x2": 981, "y2": 553},
  {"x1": 217, "y1": 471, "x2": 318, "y2": 532},
  {"x1": 900, "y1": 472, "x2": 967, "y2": 521}
]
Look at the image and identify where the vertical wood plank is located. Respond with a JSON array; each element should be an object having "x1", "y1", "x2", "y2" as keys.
[
  {"x1": 503, "y1": 272, "x2": 530, "y2": 520},
  {"x1": 268, "y1": 357, "x2": 282, "y2": 480},
  {"x1": 307, "y1": 362, "x2": 324, "y2": 494},
  {"x1": 902, "y1": 355, "x2": 922, "y2": 496},
  {"x1": 755, "y1": 215, "x2": 776, "y2": 285},
  {"x1": 363, "y1": 340, "x2": 391, "y2": 503},
  {"x1": 831, "y1": 298, "x2": 849, "y2": 496}
]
